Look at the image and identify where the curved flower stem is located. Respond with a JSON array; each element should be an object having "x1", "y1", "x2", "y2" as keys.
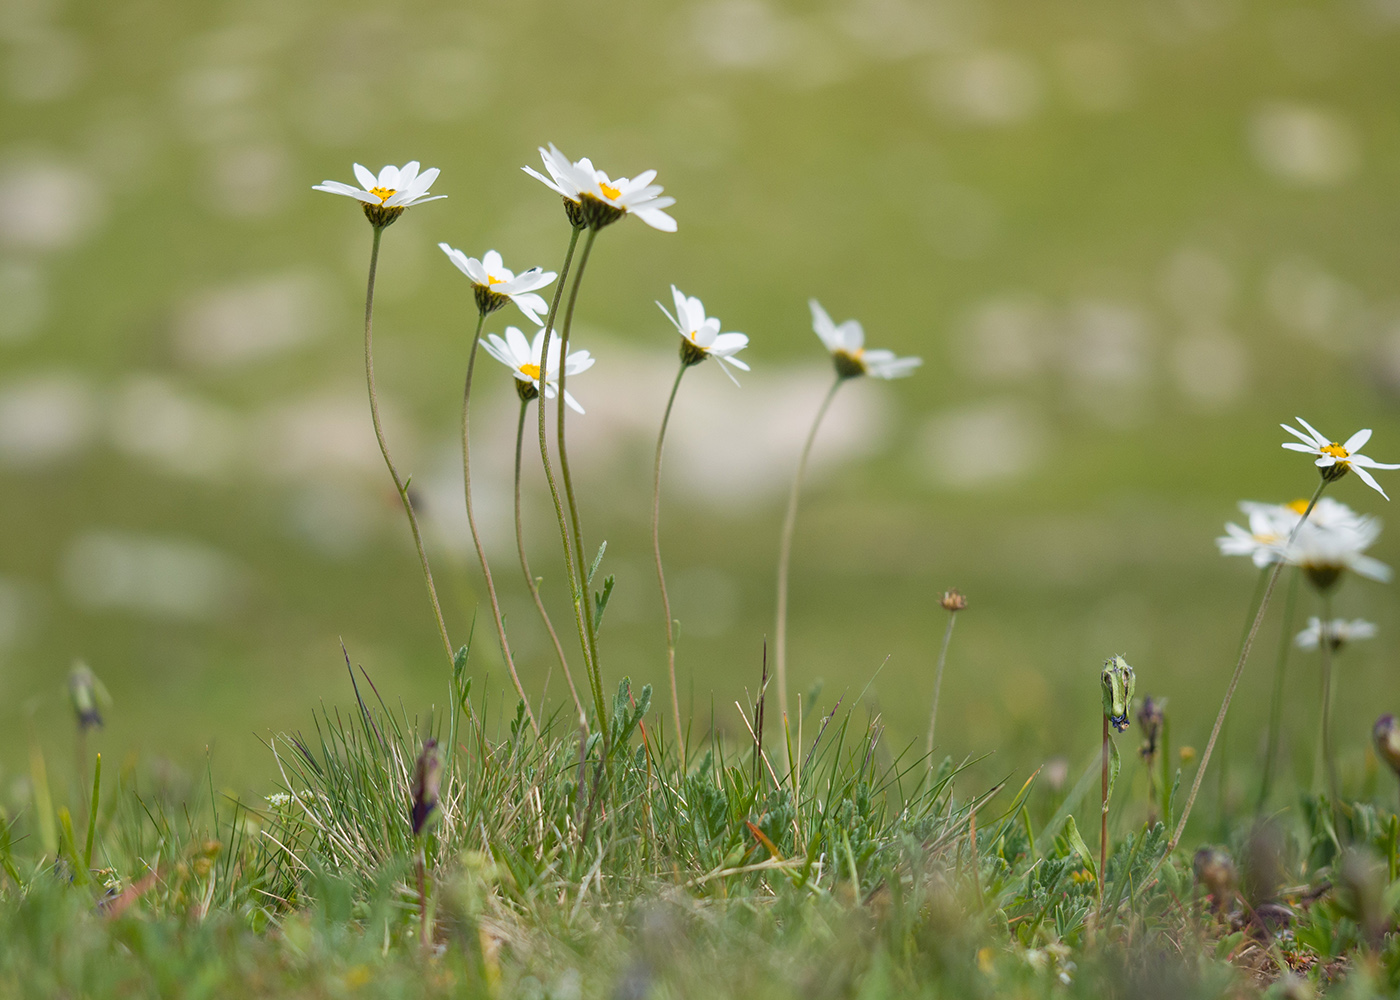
[
  {"x1": 774, "y1": 376, "x2": 843, "y2": 741},
  {"x1": 535, "y1": 227, "x2": 597, "y2": 731},
  {"x1": 462, "y1": 311, "x2": 538, "y2": 737},
  {"x1": 1099, "y1": 713, "x2": 1110, "y2": 913},
  {"x1": 1155, "y1": 480, "x2": 1326, "y2": 870},
  {"x1": 925, "y1": 609, "x2": 959, "y2": 770},
  {"x1": 652, "y1": 362, "x2": 689, "y2": 745},
  {"x1": 556, "y1": 227, "x2": 609, "y2": 744},
  {"x1": 362, "y1": 225, "x2": 454, "y2": 665},
  {"x1": 516, "y1": 399, "x2": 585, "y2": 725},
  {"x1": 1257, "y1": 567, "x2": 1300, "y2": 811},
  {"x1": 1319, "y1": 591, "x2": 1341, "y2": 831}
]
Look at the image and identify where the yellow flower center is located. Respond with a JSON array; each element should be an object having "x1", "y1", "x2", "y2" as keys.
[
  {"x1": 598, "y1": 181, "x2": 622, "y2": 201},
  {"x1": 1321, "y1": 443, "x2": 1349, "y2": 460},
  {"x1": 369, "y1": 186, "x2": 396, "y2": 203},
  {"x1": 487, "y1": 275, "x2": 505, "y2": 286},
  {"x1": 519, "y1": 363, "x2": 542, "y2": 380},
  {"x1": 1287, "y1": 499, "x2": 1310, "y2": 515}
]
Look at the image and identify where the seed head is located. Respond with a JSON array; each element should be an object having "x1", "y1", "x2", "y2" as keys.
[
  {"x1": 68, "y1": 662, "x2": 108, "y2": 731},
  {"x1": 1137, "y1": 695, "x2": 1164, "y2": 759},
  {"x1": 410, "y1": 739, "x2": 442, "y2": 837},
  {"x1": 939, "y1": 589, "x2": 968, "y2": 612},
  {"x1": 1373, "y1": 715, "x2": 1400, "y2": 777}
]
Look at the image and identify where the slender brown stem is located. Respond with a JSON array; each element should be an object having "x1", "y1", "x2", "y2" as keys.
[
  {"x1": 515, "y1": 399, "x2": 585, "y2": 724},
  {"x1": 1100, "y1": 713, "x2": 1109, "y2": 912},
  {"x1": 362, "y1": 225, "x2": 454, "y2": 665},
  {"x1": 652, "y1": 363, "x2": 688, "y2": 745},
  {"x1": 925, "y1": 611, "x2": 959, "y2": 768},
  {"x1": 462, "y1": 311, "x2": 538, "y2": 737},
  {"x1": 1155, "y1": 480, "x2": 1326, "y2": 869},
  {"x1": 774, "y1": 377, "x2": 843, "y2": 745},
  {"x1": 416, "y1": 845, "x2": 429, "y2": 949},
  {"x1": 556, "y1": 228, "x2": 609, "y2": 742}
]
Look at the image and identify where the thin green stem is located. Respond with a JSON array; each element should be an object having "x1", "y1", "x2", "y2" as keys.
[
  {"x1": 462, "y1": 311, "x2": 538, "y2": 737},
  {"x1": 1100, "y1": 713, "x2": 1109, "y2": 913},
  {"x1": 774, "y1": 377, "x2": 843, "y2": 740},
  {"x1": 1158, "y1": 479, "x2": 1327, "y2": 865},
  {"x1": 925, "y1": 610, "x2": 959, "y2": 769},
  {"x1": 535, "y1": 226, "x2": 596, "y2": 732},
  {"x1": 652, "y1": 362, "x2": 689, "y2": 746},
  {"x1": 516, "y1": 399, "x2": 585, "y2": 725},
  {"x1": 1258, "y1": 567, "x2": 1300, "y2": 810},
  {"x1": 362, "y1": 225, "x2": 454, "y2": 665},
  {"x1": 556, "y1": 227, "x2": 609, "y2": 743},
  {"x1": 1319, "y1": 591, "x2": 1340, "y2": 831}
]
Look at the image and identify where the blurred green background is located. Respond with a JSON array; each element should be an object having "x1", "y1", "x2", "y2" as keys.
[{"x1": 2, "y1": 0, "x2": 1399, "y2": 809}]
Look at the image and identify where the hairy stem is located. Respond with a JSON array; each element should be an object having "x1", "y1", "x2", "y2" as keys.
[
  {"x1": 925, "y1": 609, "x2": 959, "y2": 769},
  {"x1": 362, "y1": 225, "x2": 454, "y2": 665},
  {"x1": 774, "y1": 377, "x2": 843, "y2": 746},
  {"x1": 462, "y1": 311, "x2": 538, "y2": 737},
  {"x1": 1319, "y1": 591, "x2": 1340, "y2": 831},
  {"x1": 652, "y1": 363, "x2": 689, "y2": 746},
  {"x1": 1100, "y1": 713, "x2": 1109, "y2": 913},
  {"x1": 1158, "y1": 480, "x2": 1326, "y2": 865},
  {"x1": 1257, "y1": 567, "x2": 1300, "y2": 810},
  {"x1": 516, "y1": 399, "x2": 585, "y2": 724},
  {"x1": 556, "y1": 227, "x2": 609, "y2": 744}
]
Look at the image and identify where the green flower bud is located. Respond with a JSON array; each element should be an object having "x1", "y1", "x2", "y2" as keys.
[
  {"x1": 1100, "y1": 655, "x2": 1136, "y2": 733},
  {"x1": 68, "y1": 662, "x2": 109, "y2": 731}
]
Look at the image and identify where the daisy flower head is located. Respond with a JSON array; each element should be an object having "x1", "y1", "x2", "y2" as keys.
[
  {"x1": 1217, "y1": 497, "x2": 1370, "y2": 567},
  {"x1": 809, "y1": 300, "x2": 922, "y2": 381},
  {"x1": 1294, "y1": 617, "x2": 1377, "y2": 652},
  {"x1": 439, "y1": 245, "x2": 556, "y2": 324},
  {"x1": 482, "y1": 326, "x2": 594, "y2": 412},
  {"x1": 1282, "y1": 515, "x2": 1391, "y2": 591},
  {"x1": 1281, "y1": 418, "x2": 1400, "y2": 499},
  {"x1": 313, "y1": 161, "x2": 445, "y2": 228},
  {"x1": 657, "y1": 285, "x2": 750, "y2": 384},
  {"x1": 524, "y1": 144, "x2": 676, "y2": 232}
]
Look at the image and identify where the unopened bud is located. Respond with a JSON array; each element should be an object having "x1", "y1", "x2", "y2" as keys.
[
  {"x1": 1373, "y1": 715, "x2": 1400, "y2": 777},
  {"x1": 939, "y1": 589, "x2": 968, "y2": 612},
  {"x1": 1100, "y1": 655, "x2": 1136, "y2": 733},
  {"x1": 410, "y1": 739, "x2": 442, "y2": 837},
  {"x1": 68, "y1": 662, "x2": 108, "y2": 731},
  {"x1": 1192, "y1": 846, "x2": 1236, "y2": 909},
  {"x1": 1137, "y1": 695, "x2": 1164, "y2": 759}
]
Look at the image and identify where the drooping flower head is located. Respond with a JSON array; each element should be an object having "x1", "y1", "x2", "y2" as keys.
[
  {"x1": 524, "y1": 144, "x2": 676, "y2": 232},
  {"x1": 809, "y1": 300, "x2": 921, "y2": 381},
  {"x1": 1281, "y1": 418, "x2": 1400, "y2": 499},
  {"x1": 1100, "y1": 655, "x2": 1136, "y2": 733},
  {"x1": 657, "y1": 285, "x2": 750, "y2": 384},
  {"x1": 1295, "y1": 617, "x2": 1377, "y2": 652},
  {"x1": 439, "y1": 245, "x2": 555, "y2": 324},
  {"x1": 1216, "y1": 497, "x2": 1366, "y2": 567},
  {"x1": 1282, "y1": 514, "x2": 1391, "y2": 591},
  {"x1": 482, "y1": 326, "x2": 594, "y2": 413},
  {"x1": 313, "y1": 162, "x2": 445, "y2": 228}
]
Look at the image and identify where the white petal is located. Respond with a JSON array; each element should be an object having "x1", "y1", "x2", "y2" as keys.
[
  {"x1": 1281, "y1": 422, "x2": 1319, "y2": 447},
  {"x1": 1350, "y1": 455, "x2": 1400, "y2": 470},
  {"x1": 1352, "y1": 464, "x2": 1391, "y2": 500},
  {"x1": 632, "y1": 207, "x2": 678, "y2": 232},
  {"x1": 1344, "y1": 428, "x2": 1373, "y2": 452},
  {"x1": 1281, "y1": 442, "x2": 1320, "y2": 454},
  {"x1": 505, "y1": 326, "x2": 531, "y2": 361},
  {"x1": 353, "y1": 163, "x2": 377, "y2": 190},
  {"x1": 1295, "y1": 417, "x2": 1330, "y2": 447}
]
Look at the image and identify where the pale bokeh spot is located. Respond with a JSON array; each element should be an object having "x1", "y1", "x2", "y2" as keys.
[
  {"x1": 918, "y1": 400, "x2": 1048, "y2": 489},
  {"x1": 0, "y1": 261, "x2": 47, "y2": 342},
  {"x1": 63, "y1": 531, "x2": 247, "y2": 621},
  {"x1": 1159, "y1": 248, "x2": 1235, "y2": 322},
  {"x1": 1250, "y1": 102, "x2": 1360, "y2": 186},
  {"x1": 956, "y1": 295, "x2": 1054, "y2": 381},
  {"x1": 109, "y1": 375, "x2": 243, "y2": 479},
  {"x1": 1264, "y1": 256, "x2": 1367, "y2": 350},
  {"x1": 1170, "y1": 329, "x2": 1249, "y2": 409},
  {"x1": 936, "y1": 50, "x2": 1042, "y2": 125},
  {"x1": 175, "y1": 273, "x2": 329, "y2": 368},
  {"x1": 0, "y1": 154, "x2": 103, "y2": 251},
  {"x1": 0, "y1": 372, "x2": 98, "y2": 466}
]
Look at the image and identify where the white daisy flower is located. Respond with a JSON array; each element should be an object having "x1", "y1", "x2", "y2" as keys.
[
  {"x1": 1282, "y1": 515, "x2": 1392, "y2": 590},
  {"x1": 657, "y1": 285, "x2": 750, "y2": 385},
  {"x1": 524, "y1": 143, "x2": 677, "y2": 232},
  {"x1": 1217, "y1": 497, "x2": 1368, "y2": 566},
  {"x1": 482, "y1": 326, "x2": 593, "y2": 413},
  {"x1": 809, "y1": 300, "x2": 922, "y2": 380},
  {"x1": 439, "y1": 245, "x2": 555, "y2": 324},
  {"x1": 1281, "y1": 418, "x2": 1400, "y2": 500},
  {"x1": 1295, "y1": 617, "x2": 1377, "y2": 651},
  {"x1": 313, "y1": 161, "x2": 445, "y2": 226}
]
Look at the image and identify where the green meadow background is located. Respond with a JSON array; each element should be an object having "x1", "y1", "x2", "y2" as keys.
[{"x1": 2, "y1": 0, "x2": 1398, "y2": 809}]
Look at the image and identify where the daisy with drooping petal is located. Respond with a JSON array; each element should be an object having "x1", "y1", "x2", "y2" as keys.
[
  {"x1": 483, "y1": 326, "x2": 593, "y2": 413},
  {"x1": 524, "y1": 143, "x2": 677, "y2": 232},
  {"x1": 314, "y1": 161, "x2": 445, "y2": 227},
  {"x1": 1282, "y1": 515, "x2": 1392, "y2": 590},
  {"x1": 809, "y1": 300, "x2": 922, "y2": 380},
  {"x1": 1295, "y1": 617, "x2": 1377, "y2": 651},
  {"x1": 1281, "y1": 418, "x2": 1400, "y2": 499},
  {"x1": 1216, "y1": 498, "x2": 1368, "y2": 567},
  {"x1": 439, "y1": 245, "x2": 556, "y2": 324},
  {"x1": 657, "y1": 285, "x2": 750, "y2": 384}
]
